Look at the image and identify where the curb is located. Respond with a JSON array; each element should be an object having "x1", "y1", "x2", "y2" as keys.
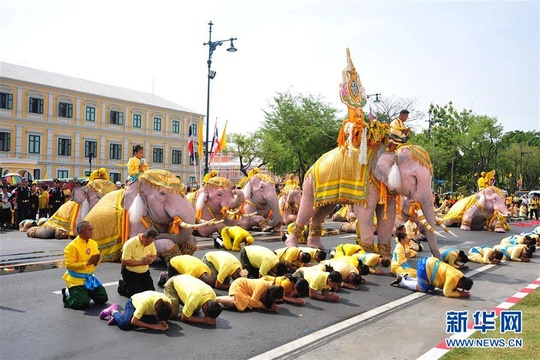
[{"x1": 418, "y1": 277, "x2": 540, "y2": 360}]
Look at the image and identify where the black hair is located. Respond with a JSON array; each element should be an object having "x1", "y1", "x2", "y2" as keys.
[
  {"x1": 263, "y1": 285, "x2": 284, "y2": 309},
  {"x1": 350, "y1": 273, "x2": 362, "y2": 286},
  {"x1": 295, "y1": 279, "x2": 309, "y2": 297},
  {"x1": 524, "y1": 248, "x2": 533, "y2": 258},
  {"x1": 400, "y1": 109, "x2": 410, "y2": 115},
  {"x1": 397, "y1": 232, "x2": 407, "y2": 242},
  {"x1": 328, "y1": 271, "x2": 343, "y2": 284},
  {"x1": 359, "y1": 264, "x2": 370, "y2": 276},
  {"x1": 206, "y1": 300, "x2": 222, "y2": 319},
  {"x1": 274, "y1": 262, "x2": 288, "y2": 276},
  {"x1": 155, "y1": 300, "x2": 172, "y2": 321},
  {"x1": 300, "y1": 252, "x2": 312, "y2": 264},
  {"x1": 144, "y1": 228, "x2": 158, "y2": 238},
  {"x1": 459, "y1": 277, "x2": 474, "y2": 291},
  {"x1": 133, "y1": 144, "x2": 144, "y2": 154},
  {"x1": 315, "y1": 250, "x2": 327, "y2": 261},
  {"x1": 493, "y1": 250, "x2": 504, "y2": 261},
  {"x1": 396, "y1": 224, "x2": 406, "y2": 233},
  {"x1": 458, "y1": 251, "x2": 469, "y2": 263},
  {"x1": 323, "y1": 264, "x2": 334, "y2": 273},
  {"x1": 381, "y1": 257, "x2": 391, "y2": 267}
]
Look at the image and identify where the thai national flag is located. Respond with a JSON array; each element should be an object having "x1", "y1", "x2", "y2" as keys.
[{"x1": 188, "y1": 124, "x2": 196, "y2": 165}]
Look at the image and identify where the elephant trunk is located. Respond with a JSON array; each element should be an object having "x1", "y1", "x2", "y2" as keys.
[
  {"x1": 418, "y1": 199, "x2": 442, "y2": 259},
  {"x1": 265, "y1": 195, "x2": 283, "y2": 228},
  {"x1": 225, "y1": 190, "x2": 245, "y2": 213}
]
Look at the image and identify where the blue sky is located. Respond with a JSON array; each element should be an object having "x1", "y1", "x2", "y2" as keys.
[{"x1": 1, "y1": 0, "x2": 538, "y2": 136}]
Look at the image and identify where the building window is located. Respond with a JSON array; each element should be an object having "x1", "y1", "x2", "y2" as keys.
[
  {"x1": 172, "y1": 120, "x2": 180, "y2": 133},
  {"x1": 58, "y1": 138, "x2": 72, "y2": 156},
  {"x1": 109, "y1": 143, "x2": 122, "y2": 160},
  {"x1": 85, "y1": 140, "x2": 97, "y2": 158},
  {"x1": 153, "y1": 117, "x2": 161, "y2": 131},
  {"x1": 110, "y1": 110, "x2": 123, "y2": 125},
  {"x1": 28, "y1": 135, "x2": 41, "y2": 154},
  {"x1": 133, "y1": 114, "x2": 142, "y2": 128},
  {"x1": 58, "y1": 170, "x2": 68, "y2": 178},
  {"x1": 172, "y1": 149, "x2": 182, "y2": 164},
  {"x1": 153, "y1": 148, "x2": 163, "y2": 163},
  {"x1": 33, "y1": 169, "x2": 41, "y2": 180},
  {"x1": 58, "y1": 102, "x2": 73, "y2": 118},
  {"x1": 29, "y1": 97, "x2": 44, "y2": 114},
  {"x1": 189, "y1": 152, "x2": 197, "y2": 165},
  {"x1": 0, "y1": 92, "x2": 13, "y2": 109},
  {"x1": 86, "y1": 106, "x2": 96, "y2": 121},
  {"x1": 109, "y1": 172, "x2": 121, "y2": 184},
  {"x1": 193, "y1": 123, "x2": 199, "y2": 137},
  {"x1": 0, "y1": 132, "x2": 10, "y2": 151}
]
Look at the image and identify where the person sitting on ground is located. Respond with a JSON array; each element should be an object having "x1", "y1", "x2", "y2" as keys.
[
  {"x1": 118, "y1": 229, "x2": 158, "y2": 298},
  {"x1": 201, "y1": 250, "x2": 245, "y2": 290},
  {"x1": 274, "y1": 246, "x2": 312, "y2": 272},
  {"x1": 298, "y1": 247, "x2": 327, "y2": 265},
  {"x1": 99, "y1": 290, "x2": 172, "y2": 331},
  {"x1": 391, "y1": 232, "x2": 417, "y2": 277},
  {"x1": 239, "y1": 245, "x2": 288, "y2": 278},
  {"x1": 292, "y1": 266, "x2": 342, "y2": 302},
  {"x1": 262, "y1": 274, "x2": 309, "y2": 305},
  {"x1": 440, "y1": 247, "x2": 469, "y2": 270},
  {"x1": 215, "y1": 226, "x2": 255, "y2": 252},
  {"x1": 467, "y1": 245, "x2": 503, "y2": 265},
  {"x1": 320, "y1": 259, "x2": 366, "y2": 289},
  {"x1": 216, "y1": 278, "x2": 284, "y2": 313},
  {"x1": 395, "y1": 223, "x2": 420, "y2": 257},
  {"x1": 61, "y1": 221, "x2": 108, "y2": 310},
  {"x1": 390, "y1": 256, "x2": 474, "y2": 298},
  {"x1": 353, "y1": 252, "x2": 391, "y2": 275},
  {"x1": 157, "y1": 254, "x2": 213, "y2": 288},
  {"x1": 163, "y1": 274, "x2": 222, "y2": 326},
  {"x1": 405, "y1": 213, "x2": 425, "y2": 245},
  {"x1": 493, "y1": 244, "x2": 532, "y2": 262}
]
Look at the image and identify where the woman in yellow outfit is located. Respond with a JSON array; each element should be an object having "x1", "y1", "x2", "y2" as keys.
[{"x1": 127, "y1": 144, "x2": 148, "y2": 183}]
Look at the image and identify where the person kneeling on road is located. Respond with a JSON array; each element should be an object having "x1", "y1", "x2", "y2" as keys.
[{"x1": 390, "y1": 256, "x2": 473, "y2": 298}]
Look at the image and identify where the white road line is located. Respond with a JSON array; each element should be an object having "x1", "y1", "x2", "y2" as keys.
[{"x1": 52, "y1": 281, "x2": 118, "y2": 294}]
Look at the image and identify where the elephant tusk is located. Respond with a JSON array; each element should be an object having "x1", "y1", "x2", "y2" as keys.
[
  {"x1": 435, "y1": 217, "x2": 459, "y2": 238},
  {"x1": 241, "y1": 212, "x2": 259, "y2": 219},
  {"x1": 416, "y1": 207, "x2": 446, "y2": 238}
]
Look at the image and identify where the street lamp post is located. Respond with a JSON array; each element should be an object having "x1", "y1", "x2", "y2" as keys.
[
  {"x1": 88, "y1": 152, "x2": 94, "y2": 175},
  {"x1": 203, "y1": 21, "x2": 237, "y2": 176},
  {"x1": 366, "y1": 93, "x2": 381, "y2": 102}
]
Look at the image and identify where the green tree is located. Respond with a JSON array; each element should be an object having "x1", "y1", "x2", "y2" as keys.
[
  {"x1": 224, "y1": 132, "x2": 265, "y2": 177},
  {"x1": 259, "y1": 92, "x2": 341, "y2": 183},
  {"x1": 496, "y1": 131, "x2": 540, "y2": 191}
]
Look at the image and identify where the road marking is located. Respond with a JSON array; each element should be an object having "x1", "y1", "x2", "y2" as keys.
[
  {"x1": 52, "y1": 281, "x2": 118, "y2": 294},
  {"x1": 249, "y1": 261, "x2": 498, "y2": 360}
]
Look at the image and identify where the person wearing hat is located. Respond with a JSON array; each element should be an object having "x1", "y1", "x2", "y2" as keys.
[
  {"x1": 388, "y1": 109, "x2": 411, "y2": 152},
  {"x1": 115, "y1": 181, "x2": 123, "y2": 189},
  {"x1": 8, "y1": 177, "x2": 31, "y2": 223},
  {"x1": 48, "y1": 179, "x2": 65, "y2": 215}
]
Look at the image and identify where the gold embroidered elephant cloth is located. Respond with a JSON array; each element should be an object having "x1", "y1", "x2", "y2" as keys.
[
  {"x1": 442, "y1": 195, "x2": 477, "y2": 223},
  {"x1": 308, "y1": 146, "x2": 377, "y2": 207}
]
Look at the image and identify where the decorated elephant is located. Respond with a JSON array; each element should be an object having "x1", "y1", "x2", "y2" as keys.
[
  {"x1": 83, "y1": 169, "x2": 201, "y2": 262},
  {"x1": 26, "y1": 177, "x2": 117, "y2": 239},
  {"x1": 441, "y1": 186, "x2": 510, "y2": 232},
  {"x1": 278, "y1": 183, "x2": 302, "y2": 226},
  {"x1": 186, "y1": 171, "x2": 245, "y2": 237},
  {"x1": 237, "y1": 168, "x2": 282, "y2": 231},
  {"x1": 285, "y1": 49, "x2": 442, "y2": 259}
]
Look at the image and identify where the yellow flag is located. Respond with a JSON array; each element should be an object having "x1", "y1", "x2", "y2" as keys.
[
  {"x1": 218, "y1": 121, "x2": 227, "y2": 152},
  {"x1": 198, "y1": 116, "x2": 204, "y2": 158}
]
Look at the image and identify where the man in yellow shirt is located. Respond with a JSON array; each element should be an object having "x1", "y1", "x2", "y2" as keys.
[
  {"x1": 298, "y1": 247, "x2": 327, "y2": 264},
  {"x1": 320, "y1": 259, "x2": 365, "y2": 289},
  {"x1": 100, "y1": 290, "x2": 172, "y2": 331},
  {"x1": 118, "y1": 229, "x2": 158, "y2": 298},
  {"x1": 275, "y1": 246, "x2": 312, "y2": 272},
  {"x1": 61, "y1": 221, "x2": 108, "y2": 309},
  {"x1": 388, "y1": 109, "x2": 411, "y2": 152},
  {"x1": 240, "y1": 245, "x2": 287, "y2": 278},
  {"x1": 354, "y1": 252, "x2": 391, "y2": 275},
  {"x1": 293, "y1": 267, "x2": 342, "y2": 302},
  {"x1": 201, "y1": 250, "x2": 244, "y2": 290},
  {"x1": 163, "y1": 274, "x2": 222, "y2": 326},
  {"x1": 157, "y1": 254, "x2": 213, "y2": 288},
  {"x1": 391, "y1": 256, "x2": 473, "y2": 298}
]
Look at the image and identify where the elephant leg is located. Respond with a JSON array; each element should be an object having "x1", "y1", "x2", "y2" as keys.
[
  {"x1": 285, "y1": 177, "x2": 316, "y2": 247},
  {"x1": 354, "y1": 199, "x2": 378, "y2": 253},
  {"x1": 154, "y1": 239, "x2": 181, "y2": 264},
  {"x1": 375, "y1": 200, "x2": 397, "y2": 257},
  {"x1": 306, "y1": 204, "x2": 335, "y2": 249},
  {"x1": 461, "y1": 206, "x2": 476, "y2": 231}
]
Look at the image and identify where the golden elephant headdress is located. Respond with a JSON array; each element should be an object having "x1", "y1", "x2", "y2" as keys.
[
  {"x1": 203, "y1": 170, "x2": 231, "y2": 189},
  {"x1": 138, "y1": 169, "x2": 185, "y2": 195}
]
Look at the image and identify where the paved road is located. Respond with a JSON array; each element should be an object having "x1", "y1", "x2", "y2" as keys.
[{"x1": 1, "y1": 221, "x2": 538, "y2": 360}]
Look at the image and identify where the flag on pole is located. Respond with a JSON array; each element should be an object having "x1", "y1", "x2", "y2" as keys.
[
  {"x1": 209, "y1": 122, "x2": 219, "y2": 162},
  {"x1": 188, "y1": 123, "x2": 196, "y2": 165},
  {"x1": 216, "y1": 121, "x2": 227, "y2": 154},
  {"x1": 198, "y1": 116, "x2": 204, "y2": 162}
]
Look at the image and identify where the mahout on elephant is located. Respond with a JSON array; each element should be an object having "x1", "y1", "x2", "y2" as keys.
[
  {"x1": 82, "y1": 169, "x2": 202, "y2": 263},
  {"x1": 285, "y1": 49, "x2": 442, "y2": 259}
]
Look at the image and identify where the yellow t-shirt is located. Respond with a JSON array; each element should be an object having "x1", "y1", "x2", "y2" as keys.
[
  {"x1": 298, "y1": 247, "x2": 322, "y2": 263},
  {"x1": 425, "y1": 257, "x2": 462, "y2": 298},
  {"x1": 170, "y1": 255, "x2": 211, "y2": 279},
  {"x1": 275, "y1": 247, "x2": 302, "y2": 267},
  {"x1": 122, "y1": 235, "x2": 157, "y2": 273},
  {"x1": 245, "y1": 245, "x2": 279, "y2": 276},
  {"x1": 62, "y1": 236, "x2": 100, "y2": 288},
  {"x1": 297, "y1": 267, "x2": 330, "y2": 291},
  {"x1": 127, "y1": 157, "x2": 148, "y2": 177},
  {"x1": 204, "y1": 251, "x2": 241, "y2": 284},
  {"x1": 262, "y1": 275, "x2": 294, "y2": 295},
  {"x1": 334, "y1": 255, "x2": 360, "y2": 269},
  {"x1": 334, "y1": 244, "x2": 364, "y2": 258},
  {"x1": 131, "y1": 291, "x2": 171, "y2": 319},
  {"x1": 171, "y1": 274, "x2": 215, "y2": 318},
  {"x1": 322, "y1": 260, "x2": 358, "y2": 279},
  {"x1": 38, "y1": 192, "x2": 49, "y2": 208}
]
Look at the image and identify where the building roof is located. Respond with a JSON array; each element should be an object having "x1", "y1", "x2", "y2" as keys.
[{"x1": 0, "y1": 62, "x2": 198, "y2": 113}]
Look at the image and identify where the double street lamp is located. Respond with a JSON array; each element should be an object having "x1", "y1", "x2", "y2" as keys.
[{"x1": 203, "y1": 21, "x2": 237, "y2": 176}]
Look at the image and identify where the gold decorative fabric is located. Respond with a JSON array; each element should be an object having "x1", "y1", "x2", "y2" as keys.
[
  {"x1": 87, "y1": 179, "x2": 117, "y2": 195},
  {"x1": 139, "y1": 169, "x2": 185, "y2": 195}
]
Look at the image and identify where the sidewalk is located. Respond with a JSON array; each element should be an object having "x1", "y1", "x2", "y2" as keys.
[{"x1": 253, "y1": 252, "x2": 540, "y2": 360}]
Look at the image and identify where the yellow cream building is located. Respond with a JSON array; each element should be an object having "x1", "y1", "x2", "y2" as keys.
[{"x1": 0, "y1": 62, "x2": 203, "y2": 185}]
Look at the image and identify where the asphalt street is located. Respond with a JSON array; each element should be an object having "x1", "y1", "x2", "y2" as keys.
[{"x1": 1, "y1": 221, "x2": 538, "y2": 360}]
